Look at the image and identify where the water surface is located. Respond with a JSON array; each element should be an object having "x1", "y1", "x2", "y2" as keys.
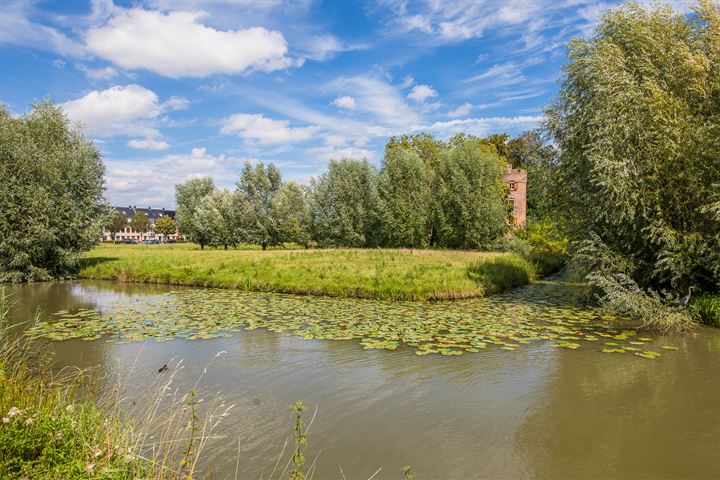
[{"x1": 6, "y1": 281, "x2": 719, "y2": 479}]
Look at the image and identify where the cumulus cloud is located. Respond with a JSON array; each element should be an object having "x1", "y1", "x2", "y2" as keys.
[
  {"x1": 105, "y1": 147, "x2": 252, "y2": 207},
  {"x1": 331, "y1": 95, "x2": 357, "y2": 109},
  {"x1": 85, "y1": 8, "x2": 299, "y2": 77},
  {"x1": 62, "y1": 84, "x2": 162, "y2": 137},
  {"x1": 162, "y1": 96, "x2": 190, "y2": 111},
  {"x1": 127, "y1": 138, "x2": 169, "y2": 150},
  {"x1": 407, "y1": 84, "x2": 437, "y2": 103},
  {"x1": 220, "y1": 113, "x2": 319, "y2": 145}
]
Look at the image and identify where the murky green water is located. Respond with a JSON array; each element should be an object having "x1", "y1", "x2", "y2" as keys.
[{"x1": 5, "y1": 280, "x2": 720, "y2": 479}]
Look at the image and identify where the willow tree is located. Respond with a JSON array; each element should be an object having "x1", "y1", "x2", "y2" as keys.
[
  {"x1": 175, "y1": 177, "x2": 215, "y2": 249},
  {"x1": 0, "y1": 102, "x2": 107, "y2": 281},
  {"x1": 377, "y1": 148, "x2": 432, "y2": 247},
  {"x1": 310, "y1": 159, "x2": 380, "y2": 247},
  {"x1": 546, "y1": 1, "x2": 720, "y2": 294},
  {"x1": 435, "y1": 136, "x2": 509, "y2": 249}
]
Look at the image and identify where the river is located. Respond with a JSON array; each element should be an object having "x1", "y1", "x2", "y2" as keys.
[{"x1": 5, "y1": 280, "x2": 719, "y2": 479}]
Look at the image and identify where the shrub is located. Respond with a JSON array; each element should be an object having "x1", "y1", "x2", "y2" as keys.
[
  {"x1": 692, "y1": 293, "x2": 720, "y2": 328},
  {"x1": 467, "y1": 255, "x2": 535, "y2": 294}
]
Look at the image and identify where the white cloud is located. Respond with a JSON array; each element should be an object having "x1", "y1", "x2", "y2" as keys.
[
  {"x1": 422, "y1": 115, "x2": 544, "y2": 138},
  {"x1": 163, "y1": 96, "x2": 190, "y2": 111},
  {"x1": 85, "y1": 8, "x2": 299, "y2": 78},
  {"x1": 0, "y1": 1, "x2": 85, "y2": 56},
  {"x1": 331, "y1": 95, "x2": 357, "y2": 109},
  {"x1": 302, "y1": 34, "x2": 345, "y2": 61},
  {"x1": 77, "y1": 64, "x2": 119, "y2": 80},
  {"x1": 407, "y1": 84, "x2": 438, "y2": 103},
  {"x1": 328, "y1": 75, "x2": 421, "y2": 128},
  {"x1": 307, "y1": 145, "x2": 376, "y2": 163},
  {"x1": 105, "y1": 147, "x2": 252, "y2": 207},
  {"x1": 220, "y1": 113, "x2": 319, "y2": 145},
  {"x1": 53, "y1": 59, "x2": 66, "y2": 68},
  {"x1": 62, "y1": 84, "x2": 162, "y2": 137},
  {"x1": 127, "y1": 138, "x2": 169, "y2": 150},
  {"x1": 447, "y1": 102, "x2": 473, "y2": 117}
]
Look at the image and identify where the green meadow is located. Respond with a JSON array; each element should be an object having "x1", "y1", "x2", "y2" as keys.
[{"x1": 79, "y1": 244, "x2": 537, "y2": 301}]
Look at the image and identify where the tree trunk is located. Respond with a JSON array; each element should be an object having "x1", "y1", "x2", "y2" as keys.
[{"x1": 262, "y1": 242, "x2": 267, "y2": 251}]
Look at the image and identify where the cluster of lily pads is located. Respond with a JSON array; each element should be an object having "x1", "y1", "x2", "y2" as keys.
[{"x1": 30, "y1": 278, "x2": 679, "y2": 359}]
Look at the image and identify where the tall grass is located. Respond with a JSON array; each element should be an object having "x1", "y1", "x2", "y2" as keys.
[
  {"x1": 79, "y1": 244, "x2": 532, "y2": 301},
  {"x1": 0, "y1": 291, "x2": 234, "y2": 478}
]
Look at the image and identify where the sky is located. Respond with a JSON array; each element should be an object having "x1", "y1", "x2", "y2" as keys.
[{"x1": 0, "y1": 0, "x2": 692, "y2": 208}]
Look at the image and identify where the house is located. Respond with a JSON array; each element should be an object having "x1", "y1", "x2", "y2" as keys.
[
  {"x1": 103, "y1": 206, "x2": 180, "y2": 242},
  {"x1": 502, "y1": 165, "x2": 527, "y2": 226}
]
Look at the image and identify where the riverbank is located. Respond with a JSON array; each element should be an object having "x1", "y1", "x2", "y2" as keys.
[{"x1": 78, "y1": 244, "x2": 538, "y2": 301}]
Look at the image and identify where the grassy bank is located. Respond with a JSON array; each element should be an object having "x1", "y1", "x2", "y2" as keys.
[{"x1": 79, "y1": 244, "x2": 537, "y2": 301}]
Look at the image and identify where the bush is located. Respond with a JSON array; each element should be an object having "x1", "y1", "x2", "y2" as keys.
[
  {"x1": 467, "y1": 255, "x2": 535, "y2": 294},
  {"x1": 692, "y1": 293, "x2": 720, "y2": 328}
]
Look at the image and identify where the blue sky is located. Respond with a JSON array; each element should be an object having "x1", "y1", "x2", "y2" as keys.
[{"x1": 0, "y1": 0, "x2": 690, "y2": 208}]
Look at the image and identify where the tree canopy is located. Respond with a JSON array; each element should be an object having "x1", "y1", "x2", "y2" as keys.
[
  {"x1": 546, "y1": 0, "x2": 720, "y2": 293},
  {"x1": 0, "y1": 101, "x2": 107, "y2": 281}
]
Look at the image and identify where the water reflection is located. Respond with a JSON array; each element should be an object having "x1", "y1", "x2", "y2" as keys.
[{"x1": 5, "y1": 281, "x2": 719, "y2": 479}]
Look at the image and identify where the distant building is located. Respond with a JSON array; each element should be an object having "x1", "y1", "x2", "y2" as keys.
[
  {"x1": 502, "y1": 165, "x2": 527, "y2": 226},
  {"x1": 103, "y1": 206, "x2": 180, "y2": 242}
]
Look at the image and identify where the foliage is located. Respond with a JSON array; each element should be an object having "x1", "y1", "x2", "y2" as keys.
[
  {"x1": 435, "y1": 136, "x2": 509, "y2": 249},
  {"x1": 104, "y1": 210, "x2": 128, "y2": 243},
  {"x1": 467, "y1": 255, "x2": 535, "y2": 294},
  {"x1": 153, "y1": 215, "x2": 176, "y2": 240},
  {"x1": 545, "y1": 1, "x2": 720, "y2": 301},
  {"x1": 310, "y1": 159, "x2": 381, "y2": 247},
  {"x1": 0, "y1": 296, "x2": 143, "y2": 478},
  {"x1": 175, "y1": 176, "x2": 215, "y2": 249},
  {"x1": 692, "y1": 293, "x2": 720, "y2": 327},
  {"x1": 587, "y1": 271, "x2": 697, "y2": 333},
  {"x1": 235, "y1": 162, "x2": 283, "y2": 249},
  {"x1": 377, "y1": 147, "x2": 432, "y2": 247},
  {"x1": 515, "y1": 220, "x2": 568, "y2": 276},
  {"x1": 271, "y1": 182, "x2": 311, "y2": 247},
  {"x1": 290, "y1": 401, "x2": 307, "y2": 480},
  {"x1": 0, "y1": 101, "x2": 107, "y2": 282},
  {"x1": 129, "y1": 211, "x2": 150, "y2": 235},
  {"x1": 193, "y1": 189, "x2": 239, "y2": 249},
  {"x1": 79, "y1": 244, "x2": 525, "y2": 301}
]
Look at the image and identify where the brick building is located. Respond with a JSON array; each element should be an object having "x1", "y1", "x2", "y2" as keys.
[
  {"x1": 103, "y1": 206, "x2": 180, "y2": 242},
  {"x1": 502, "y1": 165, "x2": 527, "y2": 226}
]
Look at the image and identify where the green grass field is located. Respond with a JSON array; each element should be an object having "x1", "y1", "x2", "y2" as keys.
[{"x1": 79, "y1": 244, "x2": 535, "y2": 301}]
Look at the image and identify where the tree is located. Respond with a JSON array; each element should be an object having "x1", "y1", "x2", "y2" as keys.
[
  {"x1": 435, "y1": 136, "x2": 509, "y2": 249},
  {"x1": 0, "y1": 101, "x2": 107, "y2": 281},
  {"x1": 377, "y1": 148, "x2": 432, "y2": 247},
  {"x1": 193, "y1": 189, "x2": 239, "y2": 249},
  {"x1": 545, "y1": 0, "x2": 720, "y2": 293},
  {"x1": 310, "y1": 159, "x2": 380, "y2": 248},
  {"x1": 154, "y1": 215, "x2": 177, "y2": 242},
  {"x1": 235, "y1": 162, "x2": 283, "y2": 250},
  {"x1": 272, "y1": 182, "x2": 310, "y2": 246},
  {"x1": 105, "y1": 210, "x2": 128, "y2": 243},
  {"x1": 175, "y1": 177, "x2": 215, "y2": 249},
  {"x1": 130, "y1": 211, "x2": 151, "y2": 237}
]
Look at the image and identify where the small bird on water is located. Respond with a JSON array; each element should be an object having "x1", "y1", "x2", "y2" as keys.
[
  {"x1": 679, "y1": 286, "x2": 695, "y2": 308},
  {"x1": 158, "y1": 364, "x2": 168, "y2": 373}
]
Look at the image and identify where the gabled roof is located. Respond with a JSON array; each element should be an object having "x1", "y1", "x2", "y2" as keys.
[{"x1": 115, "y1": 206, "x2": 176, "y2": 222}]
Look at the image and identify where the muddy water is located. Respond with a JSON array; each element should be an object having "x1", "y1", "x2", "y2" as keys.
[{"x1": 5, "y1": 281, "x2": 720, "y2": 479}]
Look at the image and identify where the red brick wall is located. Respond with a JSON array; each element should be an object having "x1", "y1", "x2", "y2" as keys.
[{"x1": 502, "y1": 166, "x2": 527, "y2": 226}]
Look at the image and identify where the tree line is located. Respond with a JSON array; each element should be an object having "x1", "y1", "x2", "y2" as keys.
[{"x1": 174, "y1": 133, "x2": 543, "y2": 251}]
